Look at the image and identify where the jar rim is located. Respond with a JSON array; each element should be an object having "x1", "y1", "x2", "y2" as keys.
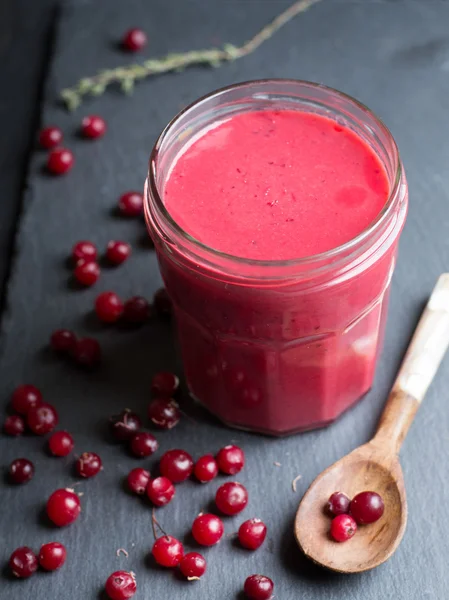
[{"x1": 147, "y1": 78, "x2": 403, "y2": 268}]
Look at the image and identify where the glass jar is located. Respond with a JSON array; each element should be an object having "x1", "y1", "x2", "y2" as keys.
[{"x1": 145, "y1": 80, "x2": 408, "y2": 436}]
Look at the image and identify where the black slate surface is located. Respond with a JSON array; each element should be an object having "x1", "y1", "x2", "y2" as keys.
[{"x1": 1, "y1": 1, "x2": 449, "y2": 599}]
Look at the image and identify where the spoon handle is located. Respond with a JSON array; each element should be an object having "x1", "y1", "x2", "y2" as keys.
[{"x1": 374, "y1": 273, "x2": 449, "y2": 453}]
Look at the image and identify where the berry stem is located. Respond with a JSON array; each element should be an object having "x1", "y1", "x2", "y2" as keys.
[{"x1": 151, "y1": 509, "x2": 168, "y2": 538}]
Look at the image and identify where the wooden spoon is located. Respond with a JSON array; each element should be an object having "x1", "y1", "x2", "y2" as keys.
[{"x1": 295, "y1": 273, "x2": 449, "y2": 573}]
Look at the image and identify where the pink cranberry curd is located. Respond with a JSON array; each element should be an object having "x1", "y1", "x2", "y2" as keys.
[{"x1": 145, "y1": 80, "x2": 407, "y2": 435}]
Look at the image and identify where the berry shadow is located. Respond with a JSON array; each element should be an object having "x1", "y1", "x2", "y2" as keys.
[
  {"x1": 37, "y1": 506, "x2": 61, "y2": 530},
  {"x1": 97, "y1": 590, "x2": 109, "y2": 600},
  {"x1": 1, "y1": 563, "x2": 19, "y2": 582}
]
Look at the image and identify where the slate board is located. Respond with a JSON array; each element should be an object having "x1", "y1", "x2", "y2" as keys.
[{"x1": 1, "y1": 1, "x2": 449, "y2": 599}]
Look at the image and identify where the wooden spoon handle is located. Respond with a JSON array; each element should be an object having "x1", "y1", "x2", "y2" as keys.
[{"x1": 374, "y1": 273, "x2": 449, "y2": 453}]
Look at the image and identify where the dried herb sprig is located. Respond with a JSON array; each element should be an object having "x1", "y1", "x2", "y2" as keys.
[{"x1": 61, "y1": 0, "x2": 323, "y2": 111}]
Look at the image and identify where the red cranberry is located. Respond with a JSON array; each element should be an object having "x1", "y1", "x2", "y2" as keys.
[
  {"x1": 9, "y1": 547, "x2": 38, "y2": 578},
  {"x1": 118, "y1": 191, "x2": 143, "y2": 217},
  {"x1": 194, "y1": 455, "x2": 218, "y2": 483},
  {"x1": 127, "y1": 467, "x2": 151, "y2": 495},
  {"x1": 148, "y1": 398, "x2": 180, "y2": 429},
  {"x1": 151, "y1": 371, "x2": 179, "y2": 397},
  {"x1": 76, "y1": 452, "x2": 102, "y2": 478},
  {"x1": 95, "y1": 291, "x2": 124, "y2": 323},
  {"x1": 192, "y1": 513, "x2": 224, "y2": 546},
  {"x1": 152, "y1": 535, "x2": 184, "y2": 567},
  {"x1": 72, "y1": 240, "x2": 97, "y2": 263},
  {"x1": 3, "y1": 414, "x2": 25, "y2": 436},
  {"x1": 216, "y1": 444, "x2": 245, "y2": 475},
  {"x1": 50, "y1": 329, "x2": 77, "y2": 354},
  {"x1": 72, "y1": 337, "x2": 101, "y2": 367},
  {"x1": 106, "y1": 241, "x2": 131, "y2": 265},
  {"x1": 129, "y1": 431, "x2": 158, "y2": 458},
  {"x1": 327, "y1": 491, "x2": 350, "y2": 516},
  {"x1": 9, "y1": 458, "x2": 34, "y2": 484},
  {"x1": 123, "y1": 296, "x2": 151, "y2": 324},
  {"x1": 159, "y1": 449, "x2": 193, "y2": 483},
  {"x1": 38, "y1": 542, "x2": 67, "y2": 571},
  {"x1": 39, "y1": 126, "x2": 63, "y2": 149},
  {"x1": 330, "y1": 514, "x2": 357, "y2": 542},
  {"x1": 74, "y1": 260, "x2": 100, "y2": 286},
  {"x1": 27, "y1": 402, "x2": 58, "y2": 435},
  {"x1": 179, "y1": 552, "x2": 207, "y2": 579},
  {"x1": 47, "y1": 147, "x2": 74, "y2": 175},
  {"x1": 153, "y1": 288, "x2": 172, "y2": 317},
  {"x1": 238, "y1": 518, "x2": 267, "y2": 550},
  {"x1": 46, "y1": 488, "x2": 81, "y2": 526},
  {"x1": 244, "y1": 575, "x2": 274, "y2": 600},
  {"x1": 11, "y1": 384, "x2": 42, "y2": 415},
  {"x1": 110, "y1": 409, "x2": 142, "y2": 442},
  {"x1": 48, "y1": 431, "x2": 74, "y2": 456},
  {"x1": 105, "y1": 570, "x2": 137, "y2": 600},
  {"x1": 350, "y1": 491, "x2": 384, "y2": 524},
  {"x1": 122, "y1": 29, "x2": 147, "y2": 52},
  {"x1": 81, "y1": 115, "x2": 106, "y2": 139},
  {"x1": 215, "y1": 482, "x2": 248, "y2": 516},
  {"x1": 146, "y1": 476, "x2": 175, "y2": 507}
]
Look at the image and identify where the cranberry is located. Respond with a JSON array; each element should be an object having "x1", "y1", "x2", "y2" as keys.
[
  {"x1": 39, "y1": 126, "x2": 63, "y2": 149},
  {"x1": 38, "y1": 542, "x2": 67, "y2": 571},
  {"x1": 46, "y1": 488, "x2": 81, "y2": 526},
  {"x1": 151, "y1": 371, "x2": 179, "y2": 397},
  {"x1": 244, "y1": 575, "x2": 274, "y2": 600},
  {"x1": 72, "y1": 337, "x2": 101, "y2": 367},
  {"x1": 11, "y1": 384, "x2": 42, "y2": 415},
  {"x1": 327, "y1": 491, "x2": 350, "y2": 516},
  {"x1": 153, "y1": 287, "x2": 172, "y2": 317},
  {"x1": 110, "y1": 409, "x2": 142, "y2": 442},
  {"x1": 106, "y1": 241, "x2": 131, "y2": 265},
  {"x1": 215, "y1": 482, "x2": 248, "y2": 516},
  {"x1": 129, "y1": 431, "x2": 158, "y2": 457},
  {"x1": 81, "y1": 115, "x2": 106, "y2": 139},
  {"x1": 122, "y1": 28, "x2": 147, "y2": 52},
  {"x1": 159, "y1": 449, "x2": 193, "y2": 483},
  {"x1": 50, "y1": 329, "x2": 77, "y2": 354},
  {"x1": 3, "y1": 414, "x2": 25, "y2": 436},
  {"x1": 238, "y1": 518, "x2": 267, "y2": 550},
  {"x1": 76, "y1": 451, "x2": 102, "y2": 478},
  {"x1": 148, "y1": 398, "x2": 180, "y2": 429},
  {"x1": 95, "y1": 291, "x2": 124, "y2": 323},
  {"x1": 74, "y1": 260, "x2": 100, "y2": 286},
  {"x1": 9, "y1": 547, "x2": 38, "y2": 578},
  {"x1": 127, "y1": 467, "x2": 151, "y2": 495},
  {"x1": 216, "y1": 444, "x2": 245, "y2": 475},
  {"x1": 350, "y1": 491, "x2": 384, "y2": 524},
  {"x1": 152, "y1": 535, "x2": 184, "y2": 567},
  {"x1": 123, "y1": 296, "x2": 151, "y2": 324},
  {"x1": 330, "y1": 514, "x2": 357, "y2": 542},
  {"x1": 179, "y1": 552, "x2": 207, "y2": 579},
  {"x1": 48, "y1": 431, "x2": 74, "y2": 456},
  {"x1": 146, "y1": 476, "x2": 175, "y2": 507},
  {"x1": 27, "y1": 402, "x2": 58, "y2": 435},
  {"x1": 118, "y1": 191, "x2": 143, "y2": 217},
  {"x1": 194, "y1": 455, "x2": 218, "y2": 483},
  {"x1": 191, "y1": 513, "x2": 224, "y2": 546},
  {"x1": 105, "y1": 570, "x2": 137, "y2": 600},
  {"x1": 47, "y1": 147, "x2": 74, "y2": 175},
  {"x1": 9, "y1": 458, "x2": 34, "y2": 484},
  {"x1": 72, "y1": 240, "x2": 97, "y2": 263}
]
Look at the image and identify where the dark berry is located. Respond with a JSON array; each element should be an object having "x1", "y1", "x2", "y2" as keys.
[
  {"x1": 46, "y1": 488, "x2": 81, "y2": 526},
  {"x1": 95, "y1": 291, "x2": 124, "y2": 323},
  {"x1": 106, "y1": 241, "x2": 131, "y2": 265},
  {"x1": 9, "y1": 458, "x2": 34, "y2": 484},
  {"x1": 238, "y1": 518, "x2": 267, "y2": 550},
  {"x1": 159, "y1": 449, "x2": 193, "y2": 483},
  {"x1": 122, "y1": 29, "x2": 147, "y2": 52},
  {"x1": 350, "y1": 491, "x2": 384, "y2": 524},
  {"x1": 123, "y1": 296, "x2": 151, "y2": 324},
  {"x1": 76, "y1": 451, "x2": 102, "y2": 478},
  {"x1": 105, "y1": 570, "x2": 137, "y2": 600},
  {"x1": 179, "y1": 552, "x2": 206, "y2": 579},
  {"x1": 9, "y1": 547, "x2": 38, "y2": 578},
  {"x1": 118, "y1": 191, "x2": 143, "y2": 217},
  {"x1": 48, "y1": 431, "x2": 74, "y2": 456},
  {"x1": 146, "y1": 476, "x2": 175, "y2": 506},
  {"x1": 151, "y1": 371, "x2": 179, "y2": 397},
  {"x1": 191, "y1": 513, "x2": 224, "y2": 546},
  {"x1": 216, "y1": 444, "x2": 245, "y2": 475},
  {"x1": 326, "y1": 491, "x2": 350, "y2": 516},
  {"x1": 81, "y1": 115, "x2": 106, "y2": 139},
  {"x1": 110, "y1": 409, "x2": 142, "y2": 442},
  {"x1": 215, "y1": 482, "x2": 248, "y2": 515},
  {"x1": 72, "y1": 337, "x2": 102, "y2": 367},
  {"x1": 38, "y1": 542, "x2": 67, "y2": 571},
  {"x1": 153, "y1": 287, "x2": 172, "y2": 317},
  {"x1": 47, "y1": 147, "x2": 74, "y2": 175},
  {"x1": 244, "y1": 575, "x2": 274, "y2": 600},
  {"x1": 127, "y1": 467, "x2": 150, "y2": 495},
  {"x1": 50, "y1": 329, "x2": 77, "y2": 354},
  {"x1": 330, "y1": 514, "x2": 357, "y2": 542},
  {"x1": 39, "y1": 126, "x2": 63, "y2": 149},
  {"x1": 11, "y1": 384, "x2": 42, "y2": 415},
  {"x1": 74, "y1": 260, "x2": 100, "y2": 286},
  {"x1": 3, "y1": 414, "x2": 25, "y2": 436},
  {"x1": 129, "y1": 431, "x2": 158, "y2": 457},
  {"x1": 152, "y1": 536, "x2": 184, "y2": 567},
  {"x1": 148, "y1": 398, "x2": 180, "y2": 429},
  {"x1": 72, "y1": 240, "x2": 98, "y2": 263},
  {"x1": 27, "y1": 402, "x2": 58, "y2": 435},
  {"x1": 194, "y1": 455, "x2": 218, "y2": 483}
]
